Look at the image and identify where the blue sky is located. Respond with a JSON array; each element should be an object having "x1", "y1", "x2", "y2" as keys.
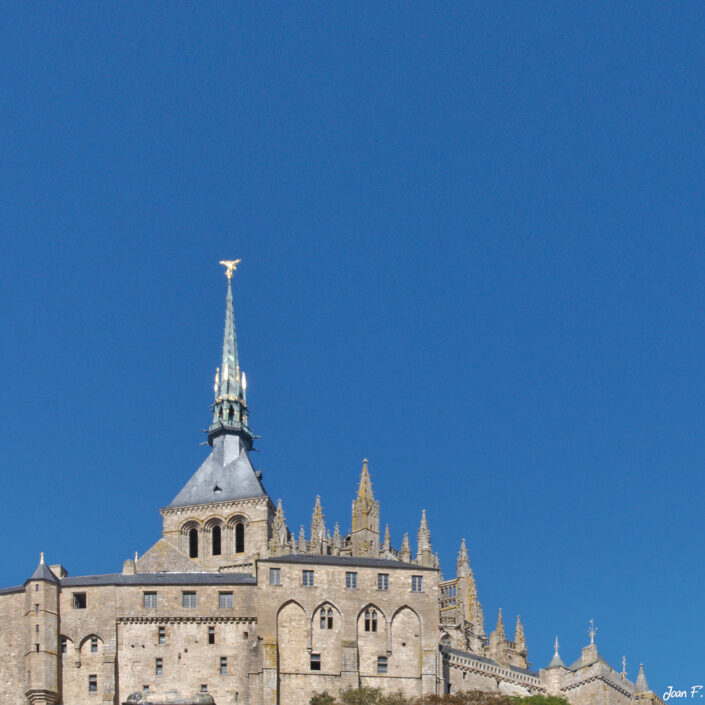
[{"x1": 2, "y1": 2, "x2": 704, "y2": 694}]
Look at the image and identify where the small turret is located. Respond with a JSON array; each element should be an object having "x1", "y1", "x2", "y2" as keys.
[
  {"x1": 297, "y1": 526, "x2": 307, "y2": 554},
  {"x1": 25, "y1": 553, "x2": 60, "y2": 705}
]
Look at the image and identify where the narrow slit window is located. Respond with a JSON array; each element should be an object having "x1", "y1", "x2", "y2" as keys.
[
  {"x1": 220, "y1": 656, "x2": 228, "y2": 675},
  {"x1": 155, "y1": 658, "x2": 163, "y2": 676},
  {"x1": 208, "y1": 626, "x2": 215, "y2": 644},
  {"x1": 158, "y1": 627, "x2": 165, "y2": 645}
]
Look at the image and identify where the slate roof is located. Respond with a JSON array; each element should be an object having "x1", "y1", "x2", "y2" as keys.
[
  {"x1": 29, "y1": 560, "x2": 59, "y2": 583},
  {"x1": 259, "y1": 554, "x2": 438, "y2": 571},
  {"x1": 167, "y1": 434, "x2": 267, "y2": 508},
  {"x1": 445, "y1": 647, "x2": 540, "y2": 678},
  {"x1": 0, "y1": 585, "x2": 24, "y2": 595},
  {"x1": 59, "y1": 572, "x2": 256, "y2": 587}
]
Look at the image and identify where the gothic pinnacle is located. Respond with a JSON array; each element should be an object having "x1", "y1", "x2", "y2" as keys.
[
  {"x1": 514, "y1": 615, "x2": 526, "y2": 649},
  {"x1": 635, "y1": 664, "x2": 649, "y2": 692},
  {"x1": 495, "y1": 608, "x2": 505, "y2": 640}
]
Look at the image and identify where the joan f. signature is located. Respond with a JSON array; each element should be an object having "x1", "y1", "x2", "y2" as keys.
[{"x1": 663, "y1": 686, "x2": 703, "y2": 700}]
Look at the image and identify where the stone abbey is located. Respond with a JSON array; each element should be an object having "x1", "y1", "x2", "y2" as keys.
[{"x1": 0, "y1": 264, "x2": 664, "y2": 705}]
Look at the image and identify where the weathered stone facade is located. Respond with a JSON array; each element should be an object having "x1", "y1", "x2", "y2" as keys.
[{"x1": 0, "y1": 267, "x2": 664, "y2": 705}]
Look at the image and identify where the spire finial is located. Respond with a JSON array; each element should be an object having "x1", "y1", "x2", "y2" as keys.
[
  {"x1": 39, "y1": 551, "x2": 45, "y2": 564},
  {"x1": 220, "y1": 259, "x2": 241, "y2": 280},
  {"x1": 588, "y1": 618, "x2": 597, "y2": 645},
  {"x1": 554, "y1": 635, "x2": 559, "y2": 655},
  {"x1": 547, "y1": 635, "x2": 565, "y2": 669},
  {"x1": 621, "y1": 656, "x2": 627, "y2": 678}
]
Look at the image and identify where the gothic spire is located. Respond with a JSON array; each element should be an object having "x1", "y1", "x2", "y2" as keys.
[
  {"x1": 416, "y1": 510, "x2": 433, "y2": 566},
  {"x1": 635, "y1": 664, "x2": 649, "y2": 692},
  {"x1": 382, "y1": 524, "x2": 391, "y2": 553},
  {"x1": 209, "y1": 261, "x2": 253, "y2": 448},
  {"x1": 310, "y1": 496, "x2": 326, "y2": 553},
  {"x1": 357, "y1": 458, "x2": 374, "y2": 505}
]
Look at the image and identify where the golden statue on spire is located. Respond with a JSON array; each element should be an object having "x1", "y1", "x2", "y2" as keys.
[{"x1": 220, "y1": 259, "x2": 241, "y2": 280}]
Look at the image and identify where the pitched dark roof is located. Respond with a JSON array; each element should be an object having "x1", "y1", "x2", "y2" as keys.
[
  {"x1": 29, "y1": 560, "x2": 59, "y2": 584},
  {"x1": 167, "y1": 434, "x2": 267, "y2": 508},
  {"x1": 60, "y1": 572, "x2": 256, "y2": 587},
  {"x1": 259, "y1": 554, "x2": 438, "y2": 571},
  {"x1": 445, "y1": 647, "x2": 540, "y2": 678},
  {"x1": 0, "y1": 585, "x2": 24, "y2": 595}
]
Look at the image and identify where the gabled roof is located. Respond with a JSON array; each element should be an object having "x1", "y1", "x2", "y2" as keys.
[{"x1": 167, "y1": 434, "x2": 267, "y2": 508}]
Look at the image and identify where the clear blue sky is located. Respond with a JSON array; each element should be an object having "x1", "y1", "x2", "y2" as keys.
[{"x1": 2, "y1": 2, "x2": 703, "y2": 695}]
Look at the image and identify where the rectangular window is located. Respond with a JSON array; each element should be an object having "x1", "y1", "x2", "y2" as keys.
[
  {"x1": 219, "y1": 592, "x2": 233, "y2": 608},
  {"x1": 61, "y1": 637, "x2": 67, "y2": 654},
  {"x1": 377, "y1": 656, "x2": 388, "y2": 674},
  {"x1": 155, "y1": 658, "x2": 163, "y2": 676},
  {"x1": 345, "y1": 571, "x2": 357, "y2": 589},
  {"x1": 302, "y1": 570, "x2": 314, "y2": 587},
  {"x1": 35, "y1": 643, "x2": 40, "y2": 652},
  {"x1": 411, "y1": 575, "x2": 423, "y2": 592},
  {"x1": 143, "y1": 685, "x2": 150, "y2": 692},
  {"x1": 269, "y1": 568, "x2": 281, "y2": 585},
  {"x1": 158, "y1": 627, "x2": 165, "y2": 645},
  {"x1": 377, "y1": 573, "x2": 389, "y2": 591},
  {"x1": 34, "y1": 603, "x2": 39, "y2": 614},
  {"x1": 88, "y1": 674, "x2": 97, "y2": 692},
  {"x1": 220, "y1": 656, "x2": 228, "y2": 675},
  {"x1": 310, "y1": 653, "x2": 321, "y2": 671},
  {"x1": 182, "y1": 591, "x2": 196, "y2": 608},
  {"x1": 73, "y1": 592, "x2": 87, "y2": 609},
  {"x1": 201, "y1": 685, "x2": 208, "y2": 693},
  {"x1": 91, "y1": 636, "x2": 98, "y2": 653},
  {"x1": 208, "y1": 626, "x2": 215, "y2": 644},
  {"x1": 143, "y1": 592, "x2": 157, "y2": 609}
]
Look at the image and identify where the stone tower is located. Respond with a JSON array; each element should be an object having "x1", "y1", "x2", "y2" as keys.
[
  {"x1": 24, "y1": 554, "x2": 59, "y2": 705},
  {"x1": 141, "y1": 261, "x2": 275, "y2": 573},
  {"x1": 351, "y1": 459, "x2": 379, "y2": 556}
]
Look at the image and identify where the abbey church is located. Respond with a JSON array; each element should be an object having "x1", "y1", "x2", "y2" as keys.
[{"x1": 0, "y1": 263, "x2": 664, "y2": 705}]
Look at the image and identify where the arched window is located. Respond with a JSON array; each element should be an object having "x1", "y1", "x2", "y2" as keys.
[
  {"x1": 189, "y1": 528, "x2": 198, "y2": 558},
  {"x1": 320, "y1": 608, "x2": 326, "y2": 630},
  {"x1": 320, "y1": 607, "x2": 334, "y2": 629},
  {"x1": 235, "y1": 522, "x2": 245, "y2": 553},
  {"x1": 212, "y1": 526, "x2": 222, "y2": 556},
  {"x1": 364, "y1": 609, "x2": 377, "y2": 632},
  {"x1": 327, "y1": 607, "x2": 333, "y2": 629}
]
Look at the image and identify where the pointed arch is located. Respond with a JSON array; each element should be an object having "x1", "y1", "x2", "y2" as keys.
[
  {"x1": 78, "y1": 633, "x2": 104, "y2": 654},
  {"x1": 313, "y1": 600, "x2": 342, "y2": 631},
  {"x1": 357, "y1": 603, "x2": 388, "y2": 678},
  {"x1": 390, "y1": 606, "x2": 421, "y2": 678}
]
